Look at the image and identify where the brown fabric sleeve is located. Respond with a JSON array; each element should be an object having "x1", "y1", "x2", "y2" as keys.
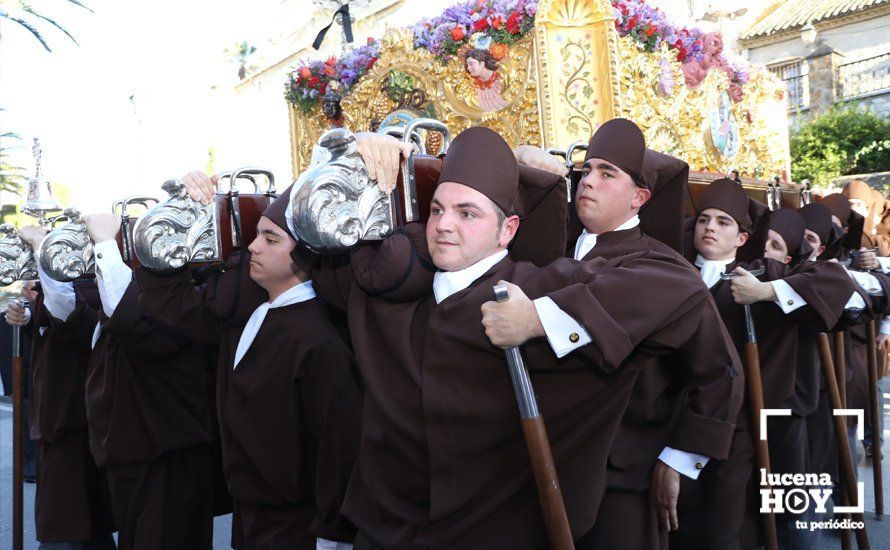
[
  {"x1": 134, "y1": 266, "x2": 226, "y2": 344},
  {"x1": 298, "y1": 343, "x2": 362, "y2": 543},
  {"x1": 544, "y1": 252, "x2": 712, "y2": 372},
  {"x1": 102, "y1": 279, "x2": 195, "y2": 357},
  {"x1": 664, "y1": 299, "x2": 742, "y2": 459},
  {"x1": 778, "y1": 260, "x2": 853, "y2": 331},
  {"x1": 350, "y1": 223, "x2": 435, "y2": 303}
]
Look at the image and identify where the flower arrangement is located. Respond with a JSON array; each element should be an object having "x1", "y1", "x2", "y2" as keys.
[
  {"x1": 285, "y1": 39, "x2": 380, "y2": 114},
  {"x1": 411, "y1": 0, "x2": 537, "y2": 63},
  {"x1": 283, "y1": 0, "x2": 758, "y2": 114},
  {"x1": 612, "y1": 0, "x2": 751, "y2": 101}
]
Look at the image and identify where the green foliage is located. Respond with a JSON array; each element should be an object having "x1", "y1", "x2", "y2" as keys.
[
  {"x1": 0, "y1": 109, "x2": 26, "y2": 196},
  {"x1": 791, "y1": 104, "x2": 890, "y2": 186}
]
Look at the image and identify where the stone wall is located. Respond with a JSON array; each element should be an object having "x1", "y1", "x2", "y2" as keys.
[{"x1": 833, "y1": 171, "x2": 890, "y2": 192}]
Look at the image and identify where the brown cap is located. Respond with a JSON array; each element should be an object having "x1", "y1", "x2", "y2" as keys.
[
  {"x1": 261, "y1": 185, "x2": 294, "y2": 238},
  {"x1": 437, "y1": 126, "x2": 519, "y2": 214},
  {"x1": 510, "y1": 164, "x2": 568, "y2": 266},
  {"x1": 696, "y1": 178, "x2": 751, "y2": 231},
  {"x1": 843, "y1": 180, "x2": 872, "y2": 203},
  {"x1": 584, "y1": 118, "x2": 647, "y2": 186},
  {"x1": 820, "y1": 193, "x2": 852, "y2": 223},
  {"x1": 769, "y1": 208, "x2": 812, "y2": 265},
  {"x1": 799, "y1": 203, "x2": 832, "y2": 244},
  {"x1": 638, "y1": 148, "x2": 688, "y2": 254}
]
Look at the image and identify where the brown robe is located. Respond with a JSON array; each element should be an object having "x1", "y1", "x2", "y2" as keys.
[
  {"x1": 68, "y1": 277, "x2": 215, "y2": 549},
  {"x1": 564, "y1": 226, "x2": 742, "y2": 549},
  {"x1": 310, "y1": 225, "x2": 723, "y2": 549},
  {"x1": 28, "y1": 286, "x2": 115, "y2": 542},
  {"x1": 134, "y1": 261, "x2": 362, "y2": 549},
  {"x1": 674, "y1": 256, "x2": 854, "y2": 549}
]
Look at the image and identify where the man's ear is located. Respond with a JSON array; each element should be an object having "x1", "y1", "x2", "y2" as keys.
[
  {"x1": 500, "y1": 215, "x2": 521, "y2": 247},
  {"x1": 632, "y1": 187, "x2": 652, "y2": 210},
  {"x1": 737, "y1": 231, "x2": 750, "y2": 247}
]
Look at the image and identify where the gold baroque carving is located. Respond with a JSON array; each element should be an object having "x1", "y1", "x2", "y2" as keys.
[
  {"x1": 536, "y1": 0, "x2": 614, "y2": 26},
  {"x1": 291, "y1": 29, "x2": 542, "y2": 176},
  {"x1": 615, "y1": 35, "x2": 789, "y2": 179}
]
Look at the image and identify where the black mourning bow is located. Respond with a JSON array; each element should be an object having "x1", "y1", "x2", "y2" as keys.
[{"x1": 313, "y1": 2, "x2": 353, "y2": 50}]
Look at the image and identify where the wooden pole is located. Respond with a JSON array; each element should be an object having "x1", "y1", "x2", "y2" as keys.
[
  {"x1": 743, "y1": 338, "x2": 778, "y2": 550},
  {"x1": 11, "y1": 320, "x2": 24, "y2": 550},
  {"x1": 835, "y1": 332, "x2": 848, "y2": 408},
  {"x1": 494, "y1": 285, "x2": 574, "y2": 549},
  {"x1": 867, "y1": 321, "x2": 884, "y2": 520},
  {"x1": 819, "y1": 333, "x2": 871, "y2": 549}
]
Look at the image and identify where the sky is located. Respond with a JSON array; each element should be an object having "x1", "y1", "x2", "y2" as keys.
[{"x1": 0, "y1": 0, "x2": 280, "y2": 214}]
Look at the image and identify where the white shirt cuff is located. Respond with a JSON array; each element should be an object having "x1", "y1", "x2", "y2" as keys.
[
  {"x1": 878, "y1": 256, "x2": 890, "y2": 274},
  {"x1": 847, "y1": 269, "x2": 883, "y2": 296},
  {"x1": 36, "y1": 261, "x2": 76, "y2": 322},
  {"x1": 533, "y1": 297, "x2": 592, "y2": 358},
  {"x1": 880, "y1": 316, "x2": 890, "y2": 336},
  {"x1": 94, "y1": 240, "x2": 131, "y2": 318},
  {"x1": 845, "y1": 291, "x2": 867, "y2": 310},
  {"x1": 658, "y1": 446, "x2": 710, "y2": 480},
  {"x1": 316, "y1": 539, "x2": 353, "y2": 550},
  {"x1": 771, "y1": 279, "x2": 807, "y2": 313}
]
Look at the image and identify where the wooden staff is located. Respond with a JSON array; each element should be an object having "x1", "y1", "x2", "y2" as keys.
[
  {"x1": 741, "y1": 303, "x2": 779, "y2": 550},
  {"x1": 11, "y1": 298, "x2": 26, "y2": 550},
  {"x1": 493, "y1": 285, "x2": 574, "y2": 550},
  {"x1": 818, "y1": 333, "x2": 871, "y2": 549},
  {"x1": 867, "y1": 320, "x2": 884, "y2": 519},
  {"x1": 833, "y1": 331, "x2": 853, "y2": 550},
  {"x1": 835, "y1": 332, "x2": 848, "y2": 408}
]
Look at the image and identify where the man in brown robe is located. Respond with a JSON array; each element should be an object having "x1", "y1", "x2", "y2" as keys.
[
  {"x1": 38, "y1": 213, "x2": 216, "y2": 550},
  {"x1": 7, "y1": 227, "x2": 116, "y2": 550},
  {"x1": 513, "y1": 119, "x2": 742, "y2": 550},
  {"x1": 672, "y1": 180, "x2": 855, "y2": 549},
  {"x1": 287, "y1": 126, "x2": 737, "y2": 549},
  {"x1": 133, "y1": 186, "x2": 362, "y2": 549}
]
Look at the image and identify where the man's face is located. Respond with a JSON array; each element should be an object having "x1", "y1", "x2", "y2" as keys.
[
  {"x1": 764, "y1": 229, "x2": 791, "y2": 264},
  {"x1": 247, "y1": 217, "x2": 297, "y2": 291},
  {"x1": 426, "y1": 181, "x2": 518, "y2": 272},
  {"x1": 694, "y1": 208, "x2": 749, "y2": 260},
  {"x1": 575, "y1": 158, "x2": 650, "y2": 235},
  {"x1": 803, "y1": 229, "x2": 825, "y2": 261}
]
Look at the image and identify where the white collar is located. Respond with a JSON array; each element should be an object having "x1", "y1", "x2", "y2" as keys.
[
  {"x1": 574, "y1": 215, "x2": 640, "y2": 260},
  {"x1": 267, "y1": 280, "x2": 316, "y2": 307},
  {"x1": 433, "y1": 249, "x2": 508, "y2": 304},
  {"x1": 694, "y1": 254, "x2": 735, "y2": 289},
  {"x1": 233, "y1": 280, "x2": 316, "y2": 369}
]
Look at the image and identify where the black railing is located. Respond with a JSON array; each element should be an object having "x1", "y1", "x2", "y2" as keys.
[{"x1": 838, "y1": 52, "x2": 890, "y2": 99}]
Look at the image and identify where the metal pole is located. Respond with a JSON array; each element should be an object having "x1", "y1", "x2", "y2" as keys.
[
  {"x1": 11, "y1": 298, "x2": 27, "y2": 550},
  {"x1": 493, "y1": 285, "x2": 574, "y2": 550}
]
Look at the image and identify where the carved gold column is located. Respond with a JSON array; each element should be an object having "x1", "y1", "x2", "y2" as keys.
[{"x1": 533, "y1": 0, "x2": 621, "y2": 149}]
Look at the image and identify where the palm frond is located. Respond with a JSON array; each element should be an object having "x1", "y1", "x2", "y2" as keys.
[
  {"x1": 21, "y1": 6, "x2": 79, "y2": 45},
  {"x1": 2, "y1": 14, "x2": 52, "y2": 51},
  {"x1": 64, "y1": 0, "x2": 95, "y2": 14}
]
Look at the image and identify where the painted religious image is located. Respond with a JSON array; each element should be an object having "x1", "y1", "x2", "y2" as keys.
[
  {"x1": 463, "y1": 34, "x2": 511, "y2": 112},
  {"x1": 709, "y1": 91, "x2": 740, "y2": 159}
]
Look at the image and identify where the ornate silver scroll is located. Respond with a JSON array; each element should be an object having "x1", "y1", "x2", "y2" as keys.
[
  {"x1": 133, "y1": 179, "x2": 221, "y2": 271},
  {"x1": 38, "y1": 208, "x2": 95, "y2": 281},
  {"x1": 0, "y1": 225, "x2": 38, "y2": 286},
  {"x1": 288, "y1": 128, "x2": 394, "y2": 252}
]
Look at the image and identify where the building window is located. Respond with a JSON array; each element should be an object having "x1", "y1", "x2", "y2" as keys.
[
  {"x1": 769, "y1": 60, "x2": 810, "y2": 111},
  {"x1": 838, "y1": 52, "x2": 890, "y2": 100}
]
